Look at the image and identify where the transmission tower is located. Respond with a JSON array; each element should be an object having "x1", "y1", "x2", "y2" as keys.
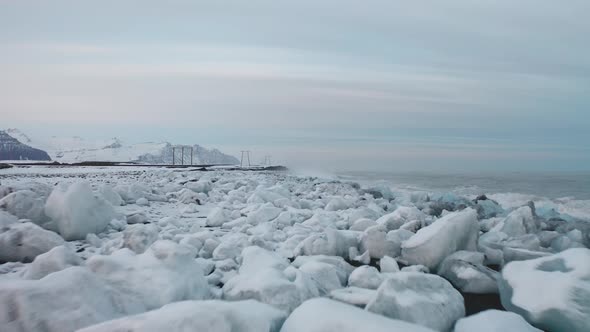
[{"x1": 240, "y1": 151, "x2": 251, "y2": 168}]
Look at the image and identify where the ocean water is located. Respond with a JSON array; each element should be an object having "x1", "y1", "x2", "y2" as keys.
[
  {"x1": 337, "y1": 171, "x2": 590, "y2": 200},
  {"x1": 336, "y1": 170, "x2": 590, "y2": 221}
]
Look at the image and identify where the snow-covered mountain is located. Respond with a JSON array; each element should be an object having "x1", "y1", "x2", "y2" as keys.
[
  {"x1": 2, "y1": 129, "x2": 239, "y2": 165},
  {"x1": 0, "y1": 130, "x2": 51, "y2": 161}
]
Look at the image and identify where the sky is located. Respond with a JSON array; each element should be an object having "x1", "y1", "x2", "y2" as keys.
[{"x1": 1, "y1": 0, "x2": 589, "y2": 172}]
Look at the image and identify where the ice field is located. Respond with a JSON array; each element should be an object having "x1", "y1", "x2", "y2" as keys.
[{"x1": 0, "y1": 166, "x2": 589, "y2": 332}]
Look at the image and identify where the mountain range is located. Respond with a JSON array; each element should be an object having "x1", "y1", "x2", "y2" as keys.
[{"x1": 0, "y1": 129, "x2": 239, "y2": 165}]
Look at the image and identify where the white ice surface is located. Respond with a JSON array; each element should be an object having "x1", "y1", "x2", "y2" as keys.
[{"x1": 280, "y1": 298, "x2": 436, "y2": 332}]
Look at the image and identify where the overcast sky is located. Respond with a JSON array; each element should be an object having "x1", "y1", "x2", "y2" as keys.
[{"x1": 1, "y1": 1, "x2": 589, "y2": 171}]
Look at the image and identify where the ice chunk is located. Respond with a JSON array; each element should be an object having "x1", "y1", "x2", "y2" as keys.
[
  {"x1": 366, "y1": 272, "x2": 465, "y2": 332},
  {"x1": 247, "y1": 203, "x2": 282, "y2": 225},
  {"x1": 474, "y1": 197, "x2": 504, "y2": 219},
  {"x1": 502, "y1": 246, "x2": 551, "y2": 265},
  {"x1": 239, "y1": 246, "x2": 290, "y2": 275},
  {"x1": 454, "y1": 310, "x2": 542, "y2": 332},
  {"x1": 401, "y1": 265, "x2": 430, "y2": 273},
  {"x1": 87, "y1": 240, "x2": 210, "y2": 310},
  {"x1": 437, "y1": 251, "x2": 499, "y2": 294},
  {"x1": 386, "y1": 229, "x2": 414, "y2": 257},
  {"x1": 135, "y1": 197, "x2": 149, "y2": 206},
  {"x1": 21, "y1": 245, "x2": 82, "y2": 279},
  {"x1": 185, "y1": 180, "x2": 212, "y2": 194},
  {"x1": 329, "y1": 287, "x2": 377, "y2": 307},
  {"x1": 498, "y1": 248, "x2": 590, "y2": 332},
  {"x1": 223, "y1": 266, "x2": 304, "y2": 312},
  {"x1": 0, "y1": 222, "x2": 65, "y2": 263},
  {"x1": 538, "y1": 230, "x2": 561, "y2": 247},
  {"x1": 325, "y1": 197, "x2": 350, "y2": 211},
  {"x1": 79, "y1": 300, "x2": 287, "y2": 332},
  {"x1": 402, "y1": 209, "x2": 479, "y2": 270},
  {"x1": 223, "y1": 247, "x2": 313, "y2": 312},
  {"x1": 363, "y1": 184, "x2": 394, "y2": 201},
  {"x1": 281, "y1": 298, "x2": 436, "y2": 332},
  {"x1": 175, "y1": 188, "x2": 202, "y2": 204},
  {"x1": 291, "y1": 255, "x2": 355, "y2": 285},
  {"x1": 0, "y1": 190, "x2": 49, "y2": 226},
  {"x1": 0, "y1": 210, "x2": 17, "y2": 228},
  {"x1": 45, "y1": 182, "x2": 116, "y2": 240},
  {"x1": 0, "y1": 267, "x2": 144, "y2": 332},
  {"x1": 349, "y1": 218, "x2": 377, "y2": 231},
  {"x1": 376, "y1": 206, "x2": 426, "y2": 231},
  {"x1": 361, "y1": 225, "x2": 397, "y2": 259},
  {"x1": 98, "y1": 184, "x2": 124, "y2": 206},
  {"x1": 123, "y1": 223, "x2": 159, "y2": 254},
  {"x1": 298, "y1": 261, "x2": 343, "y2": 294},
  {"x1": 212, "y1": 233, "x2": 249, "y2": 260},
  {"x1": 348, "y1": 266, "x2": 384, "y2": 289},
  {"x1": 126, "y1": 211, "x2": 148, "y2": 224},
  {"x1": 380, "y1": 255, "x2": 400, "y2": 273},
  {"x1": 496, "y1": 206, "x2": 538, "y2": 237},
  {"x1": 206, "y1": 207, "x2": 229, "y2": 227},
  {"x1": 477, "y1": 231, "x2": 508, "y2": 265},
  {"x1": 295, "y1": 228, "x2": 360, "y2": 258}
]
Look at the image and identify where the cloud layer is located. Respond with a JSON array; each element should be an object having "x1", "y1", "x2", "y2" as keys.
[{"x1": 1, "y1": 1, "x2": 589, "y2": 170}]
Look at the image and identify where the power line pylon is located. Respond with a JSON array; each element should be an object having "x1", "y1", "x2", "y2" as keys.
[{"x1": 240, "y1": 150, "x2": 251, "y2": 168}]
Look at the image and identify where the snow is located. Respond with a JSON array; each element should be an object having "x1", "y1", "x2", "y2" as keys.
[
  {"x1": 366, "y1": 272, "x2": 465, "y2": 332},
  {"x1": 499, "y1": 248, "x2": 590, "y2": 332},
  {"x1": 454, "y1": 310, "x2": 542, "y2": 332},
  {"x1": 281, "y1": 298, "x2": 436, "y2": 332},
  {"x1": 79, "y1": 300, "x2": 287, "y2": 332},
  {"x1": 45, "y1": 181, "x2": 116, "y2": 240},
  {"x1": 402, "y1": 208, "x2": 479, "y2": 270}
]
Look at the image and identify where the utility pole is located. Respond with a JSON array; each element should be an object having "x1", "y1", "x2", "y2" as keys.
[
  {"x1": 172, "y1": 147, "x2": 175, "y2": 165},
  {"x1": 190, "y1": 147, "x2": 193, "y2": 166}
]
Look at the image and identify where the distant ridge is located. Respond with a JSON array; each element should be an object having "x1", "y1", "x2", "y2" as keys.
[
  {"x1": 0, "y1": 130, "x2": 52, "y2": 161},
  {"x1": 2, "y1": 129, "x2": 238, "y2": 165}
]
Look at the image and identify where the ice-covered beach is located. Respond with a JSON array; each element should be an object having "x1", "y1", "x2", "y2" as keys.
[{"x1": 0, "y1": 166, "x2": 589, "y2": 332}]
